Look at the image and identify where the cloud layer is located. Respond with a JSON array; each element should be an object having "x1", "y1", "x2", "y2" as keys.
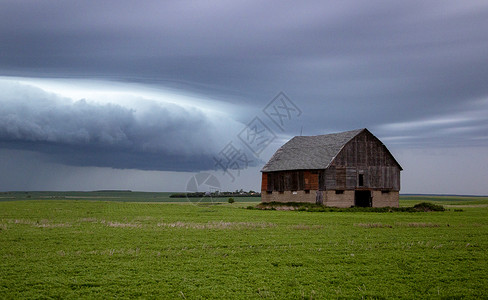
[
  {"x1": 1, "y1": 0, "x2": 487, "y2": 145},
  {"x1": 0, "y1": 80, "x2": 246, "y2": 171}
]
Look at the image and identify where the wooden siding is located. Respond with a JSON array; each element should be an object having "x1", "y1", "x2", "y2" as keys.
[
  {"x1": 310, "y1": 172, "x2": 319, "y2": 190},
  {"x1": 264, "y1": 166, "x2": 400, "y2": 192},
  {"x1": 326, "y1": 130, "x2": 400, "y2": 191},
  {"x1": 265, "y1": 170, "x2": 318, "y2": 192},
  {"x1": 332, "y1": 130, "x2": 398, "y2": 168},
  {"x1": 323, "y1": 166, "x2": 400, "y2": 190},
  {"x1": 304, "y1": 171, "x2": 312, "y2": 190},
  {"x1": 261, "y1": 173, "x2": 268, "y2": 191},
  {"x1": 336, "y1": 167, "x2": 346, "y2": 188}
]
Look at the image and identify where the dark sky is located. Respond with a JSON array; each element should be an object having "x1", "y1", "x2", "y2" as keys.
[{"x1": 1, "y1": 1, "x2": 487, "y2": 194}]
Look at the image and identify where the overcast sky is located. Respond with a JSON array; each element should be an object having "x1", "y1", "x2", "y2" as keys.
[{"x1": 1, "y1": 0, "x2": 487, "y2": 195}]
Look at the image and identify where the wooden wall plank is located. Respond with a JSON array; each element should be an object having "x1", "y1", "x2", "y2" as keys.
[
  {"x1": 261, "y1": 173, "x2": 267, "y2": 191},
  {"x1": 346, "y1": 167, "x2": 356, "y2": 188},
  {"x1": 310, "y1": 173, "x2": 319, "y2": 190},
  {"x1": 336, "y1": 167, "x2": 346, "y2": 188}
]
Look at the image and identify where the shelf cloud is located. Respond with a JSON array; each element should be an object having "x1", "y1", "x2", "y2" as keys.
[{"x1": 0, "y1": 79, "x2": 248, "y2": 171}]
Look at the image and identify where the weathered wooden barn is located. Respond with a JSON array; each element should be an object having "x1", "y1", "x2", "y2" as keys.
[{"x1": 261, "y1": 128, "x2": 402, "y2": 207}]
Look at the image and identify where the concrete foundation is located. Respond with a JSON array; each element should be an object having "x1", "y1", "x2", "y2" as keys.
[
  {"x1": 371, "y1": 191, "x2": 399, "y2": 208},
  {"x1": 261, "y1": 189, "x2": 399, "y2": 207},
  {"x1": 324, "y1": 190, "x2": 355, "y2": 208},
  {"x1": 261, "y1": 190, "x2": 317, "y2": 203}
]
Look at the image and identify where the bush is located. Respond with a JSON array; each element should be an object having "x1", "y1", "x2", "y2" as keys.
[
  {"x1": 254, "y1": 201, "x2": 445, "y2": 213},
  {"x1": 228, "y1": 198, "x2": 235, "y2": 204},
  {"x1": 413, "y1": 202, "x2": 445, "y2": 212}
]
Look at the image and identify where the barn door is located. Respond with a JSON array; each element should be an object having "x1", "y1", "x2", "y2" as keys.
[
  {"x1": 315, "y1": 191, "x2": 323, "y2": 205},
  {"x1": 355, "y1": 190, "x2": 371, "y2": 207}
]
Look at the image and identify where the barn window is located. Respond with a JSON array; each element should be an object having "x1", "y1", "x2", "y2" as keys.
[
  {"x1": 358, "y1": 174, "x2": 364, "y2": 186},
  {"x1": 279, "y1": 191, "x2": 284, "y2": 194},
  {"x1": 381, "y1": 190, "x2": 390, "y2": 194},
  {"x1": 266, "y1": 191, "x2": 272, "y2": 195},
  {"x1": 304, "y1": 190, "x2": 310, "y2": 194},
  {"x1": 335, "y1": 190, "x2": 344, "y2": 194}
]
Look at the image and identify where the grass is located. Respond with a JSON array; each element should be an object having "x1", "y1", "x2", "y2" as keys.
[
  {"x1": 0, "y1": 195, "x2": 487, "y2": 298},
  {"x1": 0, "y1": 191, "x2": 259, "y2": 203},
  {"x1": 400, "y1": 195, "x2": 488, "y2": 206}
]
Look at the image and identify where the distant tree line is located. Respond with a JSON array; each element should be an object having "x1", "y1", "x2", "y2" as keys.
[{"x1": 170, "y1": 190, "x2": 261, "y2": 198}]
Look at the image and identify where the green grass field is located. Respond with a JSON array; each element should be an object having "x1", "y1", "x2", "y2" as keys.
[
  {"x1": 0, "y1": 194, "x2": 487, "y2": 299},
  {"x1": 0, "y1": 191, "x2": 260, "y2": 203}
]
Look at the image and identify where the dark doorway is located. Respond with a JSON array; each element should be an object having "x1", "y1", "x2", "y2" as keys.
[
  {"x1": 355, "y1": 190, "x2": 371, "y2": 207},
  {"x1": 315, "y1": 191, "x2": 323, "y2": 205}
]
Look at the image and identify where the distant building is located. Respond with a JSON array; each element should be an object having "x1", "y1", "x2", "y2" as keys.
[{"x1": 260, "y1": 129, "x2": 402, "y2": 207}]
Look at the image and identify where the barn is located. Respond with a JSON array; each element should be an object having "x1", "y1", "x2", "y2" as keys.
[{"x1": 260, "y1": 128, "x2": 402, "y2": 207}]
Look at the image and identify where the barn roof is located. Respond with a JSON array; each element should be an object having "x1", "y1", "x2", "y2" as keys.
[{"x1": 261, "y1": 128, "x2": 396, "y2": 172}]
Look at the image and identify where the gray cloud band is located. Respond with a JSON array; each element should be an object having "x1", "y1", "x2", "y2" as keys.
[{"x1": 0, "y1": 81, "x2": 259, "y2": 171}]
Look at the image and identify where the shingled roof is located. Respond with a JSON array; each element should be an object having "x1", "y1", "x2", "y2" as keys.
[{"x1": 261, "y1": 128, "x2": 365, "y2": 172}]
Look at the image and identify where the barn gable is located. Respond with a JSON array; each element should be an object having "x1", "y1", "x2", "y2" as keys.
[
  {"x1": 325, "y1": 129, "x2": 401, "y2": 191},
  {"x1": 330, "y1": 129, "x2": 402, "y2": 170}
]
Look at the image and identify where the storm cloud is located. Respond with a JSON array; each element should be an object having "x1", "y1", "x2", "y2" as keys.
[
  {"x1": 0, "y1": 80, "x2": 245, "y2": 171},
  {"x1": 1, "y1": 1, "x2": 487, "y2": 143}
]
